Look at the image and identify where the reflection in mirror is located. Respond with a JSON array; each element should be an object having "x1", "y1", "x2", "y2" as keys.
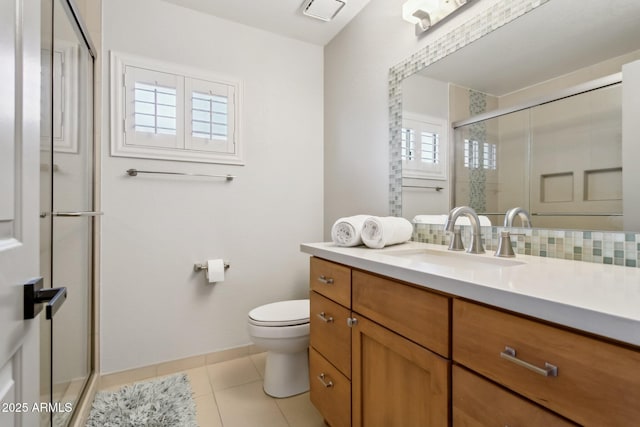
[
  {"x1": 401, "y1": 75, "x2": 450, "y2": 221},
  {"x1": 394, "y1": 0, "x2": 640, "y2": 232},
  {"x1": 453, "y1": 79, "x2": 623, "y2": 230}
]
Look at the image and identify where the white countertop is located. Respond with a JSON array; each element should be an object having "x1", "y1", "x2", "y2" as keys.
[{"x1": 301, "y1": 241, "x2": 640, "y2": 347}]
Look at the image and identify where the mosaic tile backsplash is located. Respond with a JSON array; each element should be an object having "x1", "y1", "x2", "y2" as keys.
[{"x1": 413, "y1": 224, "x2": 640, "y2": 268}]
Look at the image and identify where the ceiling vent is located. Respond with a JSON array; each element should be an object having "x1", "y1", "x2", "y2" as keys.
[{"x1": 301, "y1": 0, "x2": 346, "y2": 22}]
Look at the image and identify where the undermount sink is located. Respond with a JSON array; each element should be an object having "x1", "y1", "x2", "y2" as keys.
[{"x1": 383, "y1": 248, "x2": 525, "y2": 270}]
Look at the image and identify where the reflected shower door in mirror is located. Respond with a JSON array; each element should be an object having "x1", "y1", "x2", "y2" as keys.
[
  {"x1": 39, "y1": 0, "x2": 95, "y2": 425},
  {"x1": 453, "y1": 83, "x2": 622, "y2": 231}
]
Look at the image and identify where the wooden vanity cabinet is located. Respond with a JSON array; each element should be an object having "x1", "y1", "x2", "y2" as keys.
[
  {"x1": 309, "y1": 259, "x2": 452, "y2": 427},
  {"x1": 453, "y1": 299, "x2": 640, "y2": 426},
  {"x1": 309, "y1": 255, "x2": 640, "y2": 426}
]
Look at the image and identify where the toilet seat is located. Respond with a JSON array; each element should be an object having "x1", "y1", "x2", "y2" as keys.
[{"x1": 248, "y1": 299, "x2": 309, "y2": 327}]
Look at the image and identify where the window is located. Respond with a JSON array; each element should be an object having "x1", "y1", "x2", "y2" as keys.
[
  {"x1": 464, "y1": 139, "x2": 497, "y2": 170},
  {"x1": 401, "y1": 128, "x2": 415, "y2": 160},
  {"x1": 110, "y1": 52, "x2": 242, "y2": 165},
  {"x1": 483, "y1": 141, "x2": 497, "y2": 170},
  {"x1": 464, "y1": 139, "x2": 479, "y2": 168},
  {"x1": 420, "y1": 131, "x2": 439, "y2": 164},
  {"x1": 191, "y1": 91, "x2": 225, "y2": 140},
  {"x1": 133, "y1": 82, "x2": 177, "y2": 135},
  {"x1": 185, "y1": 78, "x2": 236, "y2": 155},
  {"x1": 401, "y1": 114, "x2": 447, "y2": 180}
]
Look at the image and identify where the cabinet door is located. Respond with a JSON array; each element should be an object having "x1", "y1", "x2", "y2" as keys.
[{"x1": 352, "y1": 315, "x2": 449, "y2": 427}]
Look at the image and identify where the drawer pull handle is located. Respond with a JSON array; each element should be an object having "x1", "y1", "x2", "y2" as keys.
[
  {"x1": 317, "y1": 275, "x2": 334, "y2": 285},
  {"x1": 317, "y1": 373, "x2": 334, "y2": 388},
  {"x1": 500, "y1": 346, "x2": 558, "y2": 377},
  {"x1": 317, "y1": 312, "x2": 334, "y2": 323}
]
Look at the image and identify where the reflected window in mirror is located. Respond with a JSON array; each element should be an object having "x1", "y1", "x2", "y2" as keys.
[
  {"x1": 402, "y1": 114, "x2": 447, "y2": 181},
  {"x1": 463, "y1": 139, "x2": 497, "y2": 170}
]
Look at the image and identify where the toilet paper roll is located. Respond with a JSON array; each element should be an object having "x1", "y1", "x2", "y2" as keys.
[{"x1": 206, "y1": 259, "x2": 225, "y2": 283}]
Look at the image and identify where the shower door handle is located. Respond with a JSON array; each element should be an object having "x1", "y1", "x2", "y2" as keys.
[
  {"x1": 52, "y1": 211, "x2": 103, "y2": 217},
  {"x1": 23, "y1": 277, "x2": 68, "y2": 320}
]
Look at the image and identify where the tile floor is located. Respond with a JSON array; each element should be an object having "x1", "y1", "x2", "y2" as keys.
[{"x1": 100, "y1": 352, "x2": 325, "y2": 427}]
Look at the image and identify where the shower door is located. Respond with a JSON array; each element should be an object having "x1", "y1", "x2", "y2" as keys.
[{"x1": 40, "y1": 0, "x2": 96, "y2": 425}]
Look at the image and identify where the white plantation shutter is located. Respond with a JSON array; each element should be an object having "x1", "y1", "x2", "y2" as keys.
[
  {"x1": 111, "y1": 52, "x2": 243, "y2": 164},
  {"x1": 124, "y1": 66, "x2": 184, "y2": 149},
  {"x1": 185, "y1": 78, "x2": 236, "y2": 154}
]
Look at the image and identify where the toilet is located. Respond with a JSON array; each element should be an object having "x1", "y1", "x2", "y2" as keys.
[{"x1": 247, "y1": 299, "x2": 310, "y2": 398}]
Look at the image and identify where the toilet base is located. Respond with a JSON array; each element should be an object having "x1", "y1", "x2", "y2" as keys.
[{"x1": 263, "y1": 349, "x2": 309, "y2": 398}]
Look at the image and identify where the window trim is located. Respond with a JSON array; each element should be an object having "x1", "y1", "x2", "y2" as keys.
[{"x1": 110, "y1": 51, "x2": 243, "y2": 165}]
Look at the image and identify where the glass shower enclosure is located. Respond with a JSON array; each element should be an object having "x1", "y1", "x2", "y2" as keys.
[{"x1": 40, "y1": 0, "x2": 96, "y2": 425}]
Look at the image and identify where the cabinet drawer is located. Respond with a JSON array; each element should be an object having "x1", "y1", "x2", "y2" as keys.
[
  {"x1": 310, "y1": 257, "x2": 351, "y2": 307},
  {"x1": 310, "y1": 347, "x2": 351, "y2": 427},
  {"x1": 310, "y1": 291, "x2": 352, "y2": 378},
  {"x1": 453, "y1": 299, "x2": 640, "y2": 426},
  {"x1": 453, "y1": 365, "x2": 576, "y2": 426},
  {"x1": 352, "y1": 270, "x2": 450, "y2": 358}
]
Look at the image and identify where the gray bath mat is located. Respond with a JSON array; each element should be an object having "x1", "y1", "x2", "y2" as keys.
[{"x1": 86, "y1": 373, "x2": 197, "y2": 427}]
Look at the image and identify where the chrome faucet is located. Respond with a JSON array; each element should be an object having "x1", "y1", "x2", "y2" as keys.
[
  {"x1": 444, "y1": 206, "x2": 485, "y2": 254},
  {"x1": 504, "y1": 207, "x2": 532, "y2": 228}
]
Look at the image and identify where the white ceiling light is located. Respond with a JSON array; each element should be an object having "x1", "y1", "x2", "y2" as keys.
[
  {"x1": 302, "y1": 0, "x2": 346, "y2": 22},
  {"x1": 402, "y1": 0, "x2": 470, "y2": 35}
]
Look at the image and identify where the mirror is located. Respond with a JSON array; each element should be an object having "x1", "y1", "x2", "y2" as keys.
[{"x1": 392, "y1": 0, "x2": 640, "y2": 231}]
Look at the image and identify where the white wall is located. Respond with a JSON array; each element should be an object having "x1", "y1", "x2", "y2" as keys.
[
  {"x1": 323, "y1": 0, "x2": 504, "y2": 238},
  {"x1": 101, "y1": 0, "x2": 323, "y2": 374}
]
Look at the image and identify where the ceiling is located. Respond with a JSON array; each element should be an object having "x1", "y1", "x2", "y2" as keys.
[
  {"x1": 160, "y1": 0, "x2": 371, "y2": 46},
  {"x1": 418, "y1": 0, "x2": 640, "y2": 96}
]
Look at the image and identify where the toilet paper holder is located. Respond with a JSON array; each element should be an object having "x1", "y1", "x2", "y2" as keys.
[{"x1": 193, "y1": 261, "x2": 230, "y2": 273}]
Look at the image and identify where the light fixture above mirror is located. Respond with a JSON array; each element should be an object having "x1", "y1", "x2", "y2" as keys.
[{"x1": 402, "y1": 0, "x2": 472, "y2": 35}]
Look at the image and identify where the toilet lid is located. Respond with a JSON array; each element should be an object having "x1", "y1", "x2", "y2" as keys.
[{"x1": 248, "y1": 299, "x2": 310, "y2": 327}]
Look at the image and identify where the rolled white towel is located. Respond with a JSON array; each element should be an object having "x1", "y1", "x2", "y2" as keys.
[
  {"x1": 331, "y1": 215, "x2": 370, "y2": 247},
  {"x1": 361, "y1": 216, "x2": 414, "y2": 249}
]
